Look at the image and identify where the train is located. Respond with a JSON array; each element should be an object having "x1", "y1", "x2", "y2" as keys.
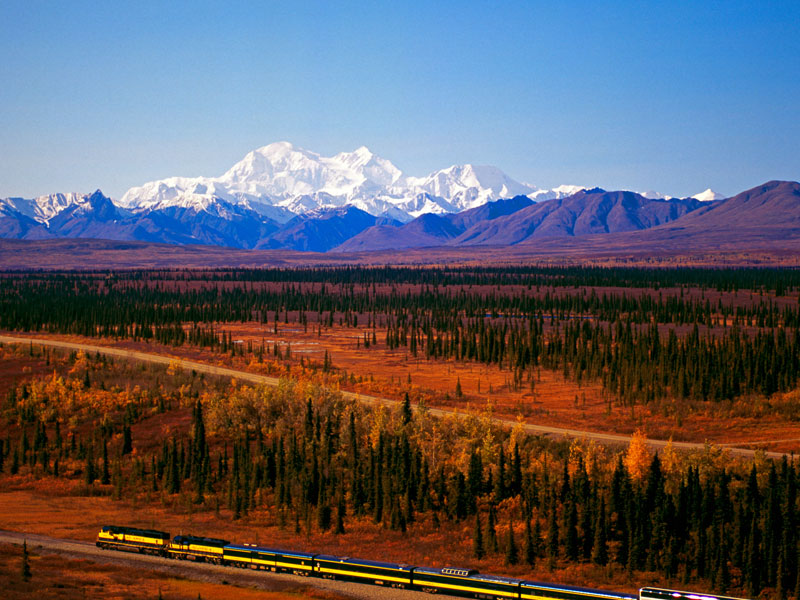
[{"x1": 96, "y1": 525, "x2": 749, "y2": 600}]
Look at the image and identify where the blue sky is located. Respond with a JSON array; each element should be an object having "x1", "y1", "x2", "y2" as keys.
[{"x1": 1, "y1": 1, "x2": 798, "y2": 199}]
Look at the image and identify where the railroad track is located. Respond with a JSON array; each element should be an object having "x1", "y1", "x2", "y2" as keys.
[{"x1": 0, "y1": 529, "x2": 418, "y2": 600}]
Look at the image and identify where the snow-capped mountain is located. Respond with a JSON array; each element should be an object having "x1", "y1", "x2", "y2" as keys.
[
  {"x1": 692, "y1": 188, "x2": 726, "y2": 202},
  {"x1": 0, "y1": 140, "x2": 736, "y2": 252},
  {"x1": 0, "y1": 192, "x2": 93, "y2": 224},
  {"x1": 641, "y1": 190, "x2": 674, "y2": 200},
  {"x1": 120, "y1": 141, "x2": 572, "y2": 223},
  {"x1": 529, "y1": 184, "x2": 586, "y2": 202}
]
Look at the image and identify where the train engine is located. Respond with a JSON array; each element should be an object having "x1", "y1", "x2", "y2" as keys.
[{"x1": 96, "y1": 525, "x2": 171, "y2": 556}]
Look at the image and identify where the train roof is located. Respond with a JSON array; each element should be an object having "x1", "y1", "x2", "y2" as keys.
[
  {"x1": 224, "y1": 544, "x2": 316, "y2": 559},
  {"x1": 314, "y1": 554, "x2": 413, "y2": 570},
  {"x1": 173, "y1": 534, "x2": 230, "y2": 545},
  {"x1": 413, "y1": 566, "x2": 521, "y2": 584},
  {"x1": 101, "y1": 525, "x2": 170, "y2": 538},
  {"x1": 522, "y1": 579, "x2": 637, "y2": 600}
]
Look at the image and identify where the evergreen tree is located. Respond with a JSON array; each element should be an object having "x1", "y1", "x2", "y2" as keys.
[
  {"x1": 473, "y1": 511, "x2": 485, "y2": 559},
  {"x1": 524, "y1": 515, "x2": 536, "y2": 566},
  {"x1": 592, "y1": 498, "x2": 608, "y2": 566},
  {"x1": 401, "y1": 392, "x2": 412, "y2": 425},
  {"x1": 794, "y1": 558, "x2": 800, "y2": 600},
  {"x1": 505, "y1": 517, "x2": 519, "y2": 565},
  {"x1": 335, "y1": 496, "x2": 346, "y2": 534},
  {"x1": 565, "y1": 500, "x2": 579, "y2": 561},
  {"x1": 487, "y1": 504, "x2": 499, "y2": 553},
  {"x1": 548, "y1": 506, "x2": 559, "y2": 567},
  {"x1": 747, "y1": 512, "x2": 761, "y2": 598},
  {"x1": 101, "y1": 439, "x2": 110, "y2": 485},
  {"x1": 122, "y1": 424, "x2": 133, "y2": 455},
  {"x1": 21, "y1": 540, "x2": 31, "y2": 582}
]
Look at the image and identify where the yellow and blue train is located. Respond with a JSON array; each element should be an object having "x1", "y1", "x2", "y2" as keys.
[{"x1": 96, "y1": 525, "x2": 749, "y2": 600}]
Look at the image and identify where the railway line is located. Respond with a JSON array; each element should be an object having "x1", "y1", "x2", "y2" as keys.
[
  {"x1": 0, "y1": 333, "x2": 789, "y2": 459},
  {"x1": 0, "y1": 529, "x2": 407, "y2": 600}
]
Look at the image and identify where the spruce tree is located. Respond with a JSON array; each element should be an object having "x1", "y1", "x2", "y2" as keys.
[
  {"x1": 473, "y1": 512, "x2": 485, "y2": 559},
  {"x1": 335, "y1": 496, "x2": 346, "y2": 534},
  {"x1": 524, "y1": 515, "x2": 536, "y2": 566},
  {"x1": 401, "y1": 392, "x2": 412, "y2": 425},
  {"x1": 122, "y1": 424, "x2": 133, "y2": 455},
  {"x1": 592, "y1": 498, "x2": 608, "y2": 566},
  {"x1": 487, "y1": 504, "x2": 499, "y2": 553},
  {"x1": 21, "y1": 540, "x2": 31, "y2": 582},
  {"x1": 548, "y1": 506, "x2": 559, "y2": 568},
  {"x1": 747, "y1": 527, "x2": 760, "y2": 596},
  {"x1": 794, "y1": 557, "x2": 800, "y2": 600},
  {"x1": 101, "y1": 439, "x2": 110, "y2": 485},
  {"x1": 505, "y1": 517, "x2": 519, "y2": 565},
  {"x1": 565, "y1": 500, "x2": 579, "y2": 561}
]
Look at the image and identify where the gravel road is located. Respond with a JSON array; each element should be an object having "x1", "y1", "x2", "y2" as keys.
[
  {"x1": 0, "y1": 529, "x2": 436, "y2": 600},
  {"x1": 0, "y1": 334, "x2": 789, "y2": 459}
]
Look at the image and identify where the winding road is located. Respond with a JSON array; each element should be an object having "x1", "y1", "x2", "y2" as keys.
[{"x1": 0, "y1": 334, "x2": 790, "y2": 459}]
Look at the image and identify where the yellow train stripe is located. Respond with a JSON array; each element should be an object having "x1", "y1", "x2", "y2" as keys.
[
  {"x1": 522, "y1": 590, "x2": 625, "y2": 600},
  {"x1": 276, "y1": 561, "x2": 312, "y2": 570},
  {"x1": 187, "y1": 545, "x2": 224, "y2": 554},
  {"x1": 317, "y1": 566, "x2": 410, "y2": 583},
  {"x1": 224, "y1": 557, "x2": 276, "y2": 567},
  {"x1": 418, "y1": 580, "x2": 517, "y2": 597}
]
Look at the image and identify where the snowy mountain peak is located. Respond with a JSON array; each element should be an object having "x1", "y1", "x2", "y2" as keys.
[
  {"x1": 641, "y1": 190, "x2": 673, "y2": 200},
  {"x1": 119, "y1": 142, "x2": 547, "y2": 221},
  {"x1": 692, "y1": 188, "x2": 725, "y2": 202},
  {"x1": 0, "y1": 190, "x2": 115, "y2": 226}
]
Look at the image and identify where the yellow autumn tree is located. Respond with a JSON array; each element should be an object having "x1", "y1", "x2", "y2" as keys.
[{"x1": 624, "y1": 429, "x2": 651, "y2": 483}]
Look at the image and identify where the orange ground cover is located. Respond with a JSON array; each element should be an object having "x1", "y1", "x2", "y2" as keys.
[
  {"x1": 5, "y1": 326, "x2": 800, "y2": 453},
  {"x1": 0, "y1": 542, "x2": 346, "y2": 600}
]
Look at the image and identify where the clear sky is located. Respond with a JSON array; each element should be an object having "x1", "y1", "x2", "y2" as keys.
[{"x1": 1, "y1": 1, "x2": 798, "y2": 199}]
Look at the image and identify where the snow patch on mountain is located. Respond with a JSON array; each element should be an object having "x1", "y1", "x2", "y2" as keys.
[
  {"x1": 119, "y1": 142, "x2": 576, "y2": 222},
  {"x1": 528, "y1": 184, "x2": 586, "y2": 202},
  {"x1": 692, "y1": 188, "x2": 725, "y2": 202},
  {"x1": 0, "y1": 192, "x2": 99, "y2": 225}
]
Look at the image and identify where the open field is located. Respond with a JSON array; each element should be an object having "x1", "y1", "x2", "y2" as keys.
[{"x1": 2, "y1": 237, "x2": 800, "y2": 270}]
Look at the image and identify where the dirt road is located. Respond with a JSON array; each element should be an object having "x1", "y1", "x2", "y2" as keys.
[{"x1": 0, "y1": 334, "x2": 789, "y2": 459}]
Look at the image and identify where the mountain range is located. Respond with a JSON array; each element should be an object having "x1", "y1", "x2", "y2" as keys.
[{"x1": 2, "y1": 142, "x2": 797, "y2": 256}]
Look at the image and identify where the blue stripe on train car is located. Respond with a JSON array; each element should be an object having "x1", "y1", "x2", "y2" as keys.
[
  {"x1": 521, "y1": 579, "x2": 638, "y2": 600},
  {"x1": 413, "y1": 566, "x2": 521, "y2": 598},
  {"x1": 313, "y1": 554, "x2": 414, "y2": 585},
  {"x1": 224, "y1": 544, "x2": 316, "y2": 559}
]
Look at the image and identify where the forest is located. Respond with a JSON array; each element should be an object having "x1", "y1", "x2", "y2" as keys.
[{"x1": 0, "y1": 266, "x2": 799, "y2": 598}]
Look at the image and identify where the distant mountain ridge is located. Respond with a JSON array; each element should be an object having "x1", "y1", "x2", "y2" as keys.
[
  {"x1": 1, "y1": 180, "x2": 799, "y2": 260},
  {"x1": 3, "y1": 143, "x2": 795, "y2": 255}
]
